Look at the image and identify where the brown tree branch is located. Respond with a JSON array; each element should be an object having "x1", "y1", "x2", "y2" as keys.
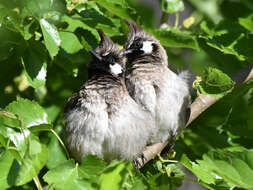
[{"x1": 136, "y1": 64, "x2": 253, "y2": 168}]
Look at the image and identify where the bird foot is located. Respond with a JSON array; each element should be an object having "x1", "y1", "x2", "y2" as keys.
[{"x1": 132, "y1": 153, "x2": 146, "y2": 168}]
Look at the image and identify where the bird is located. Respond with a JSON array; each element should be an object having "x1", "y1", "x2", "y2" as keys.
[
  {"x1": 64, "y1": 29, "x2": 154, "y2": 163},
  {"x1": 123, "y1": 20, "x2": 191, "y2": 149}
]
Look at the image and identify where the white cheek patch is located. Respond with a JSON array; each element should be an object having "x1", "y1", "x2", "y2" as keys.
[
  {"x1": 141, "y1": 41, "x2": 154, "y2": 54},
  {"x1": 109, "y1": 63, "x2": 122, "y2": 75}
]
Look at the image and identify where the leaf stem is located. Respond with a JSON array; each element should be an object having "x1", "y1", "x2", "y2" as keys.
[
  {"x1": 50, "y1": 129, "x2": 70, "y2": 159},
  {"x1": 33, "y1": 176, "x2": 44, "y2": 190},
  {"x1": 158, "y1": 155, "x2": 178, "y2": 163}
]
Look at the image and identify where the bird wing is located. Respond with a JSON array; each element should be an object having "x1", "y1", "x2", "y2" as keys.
[
  {"x1": 104, "y1": 96, "x2": 155, "y2": 160},
  {"x1": 126, "y1": 76, "x2": 157, "y2": 116},
  {"x1": 64, "y1": 89, "x2": 109, "y2": 161}
]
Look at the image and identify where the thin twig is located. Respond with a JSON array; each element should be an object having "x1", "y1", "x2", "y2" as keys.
[
  {"x1": 50, "y1": 129, "x2": 70, "y2": 159},
  {"x1": 136, "y1": 64, "x2": 253, "y2": 168},
  {"x1": 33, "y1": 176, "x2": 44, "y2": 190}
]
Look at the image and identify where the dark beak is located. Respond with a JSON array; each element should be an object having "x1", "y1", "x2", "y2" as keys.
[
  {"x1": 123, "y1": 49, "x2": 134, "y2": 55},
  {"x1": 89, "y1": 50, "x2": 102, "y2": 61}
]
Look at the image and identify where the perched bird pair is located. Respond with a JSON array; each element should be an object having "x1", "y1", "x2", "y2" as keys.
[{"x1": 64, "y1": 21, "x2": 191, "y2": 164}]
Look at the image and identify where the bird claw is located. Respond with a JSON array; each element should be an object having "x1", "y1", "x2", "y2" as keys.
[{"x1": 132, "y1": 153, "x2": 146, "y2": 168}]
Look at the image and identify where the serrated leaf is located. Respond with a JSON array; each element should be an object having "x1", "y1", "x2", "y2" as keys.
[
  {"x1": 180, "y1": 154, "x2": 225, "y2": 187},
  {"x1": 0, "y1": 127, "x2": 28, "y2": 154},
  {"x1": 8, "y1": 135, "x2": 49, "y2": 186},
  {"x1": 5, "y1": 98, "x2": 50, "y2": 128},
  {"x1": 61, "y1": 15, "x2": 99, "y2": 49},
  {"x1": 28, "y1": 124, "x2": 53, "y2": 133},
  {"x1": 239, "y1": 14, "x2": 253, "y2": 31},
  {"x1": 198, "y1": 67, "x2": 235, "y2": 96},
  {"x1": 181, "y1": 149, "x2": 253, "y2": 189},
  {"x1": 0, "y1": 149, "x2": 18, "y2": 189},
  {"x1": 200, "y1": 20, "x2": 253, "y2": 61},
  {"x1": 0, "y1": 110, "x2": 21, "y2": 129},
  {"x1": 201, "y1": 150, "x2": 253, "y2": 189},
  {"x1": 100, "y1": 160, "x2": 130, "y2": 190},
  {"x1": 78, "y1": 155, "x2": 106, "y2": 178},
  {"x1": 149, "y1": 28, "x2": 199, "y2": 50},
  {"x1": 43, "y1": 160, "x2": 92, "y2": 190},
  {"x1": 40, "y1": 18, "x2": 61, "y2": 58},
  {"x1": 59, "y1": 32, "x2": 83, "y2": 54},
  {"x1": 162, "y1": 0, "x2": 184, "y2": 14}
]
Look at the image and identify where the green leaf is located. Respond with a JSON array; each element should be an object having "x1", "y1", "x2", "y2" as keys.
[
  {"x1": 200, "y1": 20, "x2": 253, "y2": 61},
  {"x1": 100, "y1": 160, "x2": 131, "y2": 190},
  {"x1": 78, "y1": 155, "x2": 106, "y2": 178},
  {"x1": 0, "y1": 149, "x2": 19, "y2": 189},
  {"x1": 23, "y1": 20, "x2": 37, "y2": 41},
  {"x1": 239, "y1": 14, "x2": 253, "y2": 31},
  {"x1": 46, "y1": 125, "x2": 67, "y2": 169},
  {"x1": 95, "y1": 0, "x2": 137, "y2": 20},
  {"x1": 181, "y1": 149, "x2": 253, "y2": 189},
  {"x1": 162, "y1": 0, "x2": 184, "y2": 14},
  {"x1": 43, "y1": 160, "x2": 92, "y2": 190},
  {"x1": 22, "y1": 42, "x2": 47, "y2": 89},
  {"x1": 61, "y1": 15, "x2": 99, "y2": 49},
  {"x1": 149, "y1": 28, "x2": 199, "y2": 50},
  {"x1": 74, "y1": 1, "x2": 122, "y2": 36},
  {"x1": 197, "y1": 67, "x2": 235, "y2": 96},
  {"x1": 0, "y1": 110, "x2": 21, "y2": 129},
  {"x1": 180, "y1": 154, "x2": 217, "y2": 185},
  {"x1": 40, "y1": 18, "x2": 61, "y2": 58},
  {"x1": 59, "y1": 32, "x2": 83, "y2": 54},
  {"x1": 0, "y1": 126, "x2": 28, "y2": 154},
  {"x1": 202, "y1": 150, "x2": 253, "y2": 189},
  {"x1": 5, "y1": 98, "x2": 50, "y2": 128},
  {"x1": 9, "y1": 135, "x2": 49, "y2": 186},
  {"x1": 23, "y1": 0, "x2": 66, "y2": 18},
  {"x1": 238, "y1": 14, "x2": 253, "y2": 31},
  {"x1": 28, "y1": 124, "x2": 53, "y2": 133},
  {"x1": 0, "y1": 27, "x2": 23, "y2": 61}
]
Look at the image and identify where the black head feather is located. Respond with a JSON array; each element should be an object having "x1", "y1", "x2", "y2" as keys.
[
  {"x1": 124, "y1": 20, "x2": 153, "y2": 49},
  {"x1": 123, "y1": 20, "x2": 168, "y2": 65},
  {"x1": 95, "y1": 29, "x2": 119, "y2": 56},
  {"x1": 89, "y1": 30, "x2": 125, "y2": 77}
]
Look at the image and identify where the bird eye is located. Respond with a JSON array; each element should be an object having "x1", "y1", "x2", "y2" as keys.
[
  {"x1": 136, "y1": 40, "x2": 141, "y2": 47},
  {"x1": 131, "y1": 39, "x2": 142, "y2": 49},
  {"x1": 103, "y1": 54, "x2": 117, "y2": 64}
]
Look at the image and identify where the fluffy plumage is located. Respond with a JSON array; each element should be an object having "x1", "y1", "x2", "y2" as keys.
[
  {"x1": 124, "y1": 21, "x2": 191, "y2": 144},
  {"x1": 64, "y1": 30, "x2": 154, "y2": 162}
]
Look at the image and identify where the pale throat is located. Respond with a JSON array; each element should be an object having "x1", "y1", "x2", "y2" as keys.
[
  {"x1": 110, "y1": 63, "x2": 122, "y2": 75},
  {"x1": 141, "y1": 41, "x2": 154, "y2": 54}
]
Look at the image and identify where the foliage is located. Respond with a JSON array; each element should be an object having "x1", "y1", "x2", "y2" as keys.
[{"x1": 0, "y1": 0, "x2": 253, "y2": 189}]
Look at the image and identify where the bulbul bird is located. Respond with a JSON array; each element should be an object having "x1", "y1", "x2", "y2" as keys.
[
  {"x1": 64, "y1": 30, "x2": 154, "y2": 163},
  {"x1": 123, "y1": 21, "x2": 191, "y2": 147}
]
